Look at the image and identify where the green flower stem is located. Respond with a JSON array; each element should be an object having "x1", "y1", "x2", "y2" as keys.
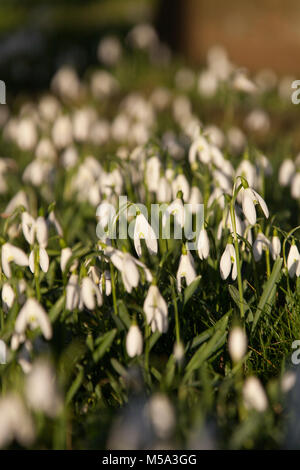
[
  {"x1": 109, "y1": 262, "x2": 118, "y2": 316},
  {"x1": 144, "y1": 323, "x2": 151, "y2": 374},
  {"x1": 230, "y1": 202, "x2": 245, "y2": 319},
  {"x1": 171, "y1": 276, "x2": 180, "y2": 345},
  {"x1": 34, "y1": 245, "x2": 41, "y2": 302},
  {"x1": 265, "y1": 248, "x2": 271, "y2": 279}
]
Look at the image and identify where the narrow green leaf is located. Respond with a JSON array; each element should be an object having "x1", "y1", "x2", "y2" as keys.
[
  {"x1": 93, "y1": 329, "x2": 117, "y2": 363},
  {"x1": 66, "y1": 368, "x2": 84, "y2": 405},
  {"x1": 184, "y1": 313, "x2": 229, "y2": 381},
  {"x1": 251, "y1": 257, "x2": 283, "y2": 333},
  {"x1": 184, "y1": 275, "x2": 201, "y2": 306}
]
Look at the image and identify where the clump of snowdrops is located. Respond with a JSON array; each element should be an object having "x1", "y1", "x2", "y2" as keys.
[{"x1": 0, "y1": 24, "x2": 299, "y2": 450}]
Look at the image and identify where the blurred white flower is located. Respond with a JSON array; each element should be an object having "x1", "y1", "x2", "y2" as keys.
[
  {"x1": 2, "y1": 282, "x2": 15, "y2": 313},
  {"x1": 66, "y1": 274, "x2": 80, "y2": 310},
  {"x1": 60, "y1": 247, "x2": 78, "y2": 273},
  {"x1": 147, "y1": 394, "x2": 175, "y2": 439},
  {"x1": 228, "y1": 327, "x2": 247, "y2": 362},
  {"x1": 271, "y1": 234, "x2": 281, "y2": 260},
  {"x1": 16, "y1": 118, "x2": 37, "y2": 151},
  {"x1": 81, "y1": 276, "x2": 103, "y2": 310},
  {"x1": 1, "y1": 242, "x2": 29, "y2": 278},
  {"x1": 15, "y1": 298, "x2": 52, "y2": 340},
  {"x1": 243, "y1": 377, "x2": 268, "y2": 412},
  {"x1": 0, "y1": 394, "x2": 35, "y2": 449},
  {"x1": 97, "y1": 36, "x2": 122, "y2": 66},
  {"x1": 29, "y1": 247, "x2": 49, "y2": 274},
  {"x1": 126, "y1": 324, "x2": 143, "y2": 357},
  {"x1": 197, "y1": 229, "x2": 210, "y2": 260},
  {"x1": 291, "y1": 173, "x2": 300, "y2": 200},
  {"x1": 99, "y1": 270, "x2": 112, "y2": 296},
  {"x1": 253, "y1": 232, "x2": 270, "y2": 262},
  {"x1": 143, "y1": 285, "x2": 168, "y2": 333},
  {"x1": 278, "y1": 159, "x2": 295, "y2": 187},
  {"x1": 25, "y1": 360, "x2": 62, "y2": 417},
  {"x1": 145, "y1": 155, "x2": 161, "y2": 193}
]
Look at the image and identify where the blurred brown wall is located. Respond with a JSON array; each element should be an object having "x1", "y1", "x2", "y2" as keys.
[{"x1": 158, "y1": 0, "x2": 300, "y2": 74}]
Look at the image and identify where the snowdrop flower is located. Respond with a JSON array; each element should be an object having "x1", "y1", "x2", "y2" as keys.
[
  {"x1": 21, "y1": 212, "x2": 35, "y2": 245},
  {"x1": 245, "y1": 109, "x2": 270, "y2": 134},
  {"x1": 4, "y1": 190, "x2": 29, "y2": 216},
  {"x1": 271, "y1": 232, "x2": 281, "y2": 260},
  {"x1": 243, "y1": 377, "x2": 268, "y2": 412},
  {"x1": 228, "y1": 327, "x2": 247, "y2": 362},
  {"x1": 220, "y1": 242, "x2": 237, "y2": 280},
  {"x1": 241, "y1": 186, "x2": 269, "y2": 226},
  {"x1": 120, "y1": 253, "x2": 141, "y2": 293},
  {"x1": 29, "y1": 247, "x2": 49, "y2": 273},
  {"x1": 278, "y1": 159, "x2": 295, "y2": 187},
  {"x1": 189, "y1": 186, "x2": 203, "y2": 213},
  {"x1": 287, "y1": 243, "x2": 300, "y2": 278},
  {"x1": 51, "y1": 66, "x2": 81, "y2": 101},
  {"x1": 22, "y1": 159, "x2": 52, "y2": 187},
  {"x1": 15, "y1": 298, "x2": 52, "y2": 340},
  {"x1": 145, "y1": 155, "x2": 161, "y2": 192},
  {"x1": 134, "y1": 212, "x2": 158, "y2": 257},
  {"x1": 281, "y1": 371, "x2": 297, "y2": 393},
  {"x1": 198, "y1": 69, "x2": 218, "y2": 98},
  {"x1": 126, "y1": 323, "x2": 143, "y2": 357},
  {"x1": 217, "y1": 208, "x2": 243, "y2": 241},
  {"x1": 1, "y1": 243, "x2": 29, "y2": 278},
  {"x1": 197, "y1": 229, "x2": 210, "y2": 260},
  {"x1": 97, "y1": 36, "x2": 122, "y2": 66},
  {"x1": 156, "y1": 176, "x2": 172, "y2": 202},
  {"x1": 227, "y1": 126, "x2": 246, "y2": 154},
  {"x1": 143, "y1": 284, "x2": 168, "y2": 333},
  {"x1": 188, "y1": 135, "x2": 211, "y2": 165},
  {"x1": 252, "y1": 232, "x2": 271, "y2": 262},
  {"x1": 25, "y1": 360, "x2": 62, "y2": 417},
  {"x1": 16, "y1": 118, "x2": 38, "y2": 151},
  {"x1": 208, "y1": 187, "x2": 226, "y2": 210},
  {"x1": 173, "y1": 341, "x2": 185, "y2": 363},
  {"x1": 291, "y1": 173, "x2": 300, "y2": 200},
  {"x1": 109, "y1": 250, "x2": 140, "y2": 294},
  {"x1": 35, "y1": 216, "x2": 48, "y2": 248},
  {"x1": 48, "y1": 210, "x2": 63, "y2": 237},
  {"x1": 38, "y1": 94, "x2": 61, "y2": 123},
  {"x1": 35, "y1": 138, "x2": 57, "y2": 162},
  {"x1": 2, "y1": 282, "x2": 15, "y2": 313},
  {"x1": 80, "y1": 276, "x2": 103, "y2": 310},
  {"x1": 176, "y1": 249, "x2": 196, "y2": 292},
  {"x1": 172, "y1": 173, "x2": 190, "y2": 201},
  {"x1": 236, "y1": 160, "x2": 256, "y2": 189},
  {"x1": 105, "y1": 247, "x2": 152, "y2": 292},
  {"x1": 162, "y1": 196, "x2": 185, "y2": 229},
  {"x1": 0, "y1": 394, "x2": 35, "y2": 449},
  {"x1": 66, "y1": 274, "x2": 80, "y2": 310},
  {"x1": 60, "y1": 247, "x2": 78, "y2": 273},
  {"x1": 232, "y1": 72, "x2": 257, "y2": 94},
  {"x1": 147, "y1": 393, "x2": 175, "y2": 439},
  {"x1": 52, "y1": 115, "x2": 73, "y2": 149},
  {"x1": 99, "y1": 270, "x2": 112, "y2": 296}
]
